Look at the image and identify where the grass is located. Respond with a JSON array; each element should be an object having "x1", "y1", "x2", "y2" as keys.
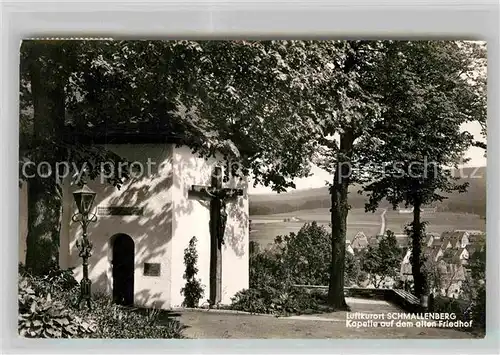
[{"x1": 250, "y1": 208, "x2": 382, "y2": 247}]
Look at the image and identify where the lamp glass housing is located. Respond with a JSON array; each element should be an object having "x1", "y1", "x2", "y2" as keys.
[{"x1": 73, "y1": 184, "x2": 96, "y2": 215}]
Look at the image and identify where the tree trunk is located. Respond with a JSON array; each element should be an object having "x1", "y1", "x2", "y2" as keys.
[
  {"x1": 25, "y1": 178, "x2": 63, "y2": 275},
  {"x1": 327, "y1": 131, "x2": 354, "y2": 310},
  {"x1": 410, "y1": 199, "x2": 425, "y2": 297},
  {"x1": 23, "y1": 42, "x2": 66, "y2": 275}
]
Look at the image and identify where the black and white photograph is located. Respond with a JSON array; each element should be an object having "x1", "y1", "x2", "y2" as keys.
[{"x1": 18, "y1": 39, "x2": 487, "y2": 339}]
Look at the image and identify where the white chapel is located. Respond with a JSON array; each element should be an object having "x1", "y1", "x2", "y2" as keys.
[{"x1": 19, "y1": 129, "x2": 250, "y2": 309}]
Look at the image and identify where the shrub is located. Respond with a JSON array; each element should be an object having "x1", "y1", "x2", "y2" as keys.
[
  {"x1": 249, "y1": 248, "x2": 283, "y2": 290},
  {"x1": 20, "y1": 264, "x2": 81, "y2": 309},
  {"x1": 462, "y1": 246, "x2": 486, "y2": 333},
  {"x1": 230, "y1": 286, "x2": 319, "y2": 316},
  {"x1": 432, "y1": 296, "x2": 468, "y2": 317},
  {"x1": 19, "y1": 267, "x2": 186, "y2": 339},
  {"x1": 230, "y1": 288, "x2": 268, "y2": 314},
  {"x1": 44, "y1": 266, "x2": 79, "y2": 291},
  {"x1": 18, "y1": 275, "x2": 95, "y2": 338},
  {"x1": 86, "y1": 294, "x2": 186, "y2": 339},
  {"x1": 249, "y1": 222, "x2": 361, "y2": 291},
  {"x1": 249, "y1": 222, "x2": 333, "y2": 290},
  {"x1": 180, "y1": 237, "x2": 205, "y2": 307},
  {"x1": 467, "y1": 284, "x2": 485, "y2": 331},
  {"x1": 232, "y1": 222, "x2": 351, "y2": 315}
]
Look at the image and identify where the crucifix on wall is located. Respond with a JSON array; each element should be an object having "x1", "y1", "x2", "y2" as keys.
[{"x1": 190, "y1": 166, "x2": 244, "y2": 306}]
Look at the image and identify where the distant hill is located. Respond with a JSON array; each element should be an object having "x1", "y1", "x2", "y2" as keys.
[{"x1": 249, "y1": 167, "x2": 486, "y2": 217}]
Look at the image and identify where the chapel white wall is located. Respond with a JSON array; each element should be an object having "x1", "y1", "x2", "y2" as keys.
[
  {"x1": 65, "y1": 144, "x2": 174, "y2": 309},
  {"x1": 220, "y1": 174, "x2": 249, "y2": 304}
]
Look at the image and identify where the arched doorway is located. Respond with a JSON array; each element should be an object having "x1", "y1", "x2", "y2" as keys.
[{"x1": 111, "y1": 234, "x2": 135, "y2": 306}]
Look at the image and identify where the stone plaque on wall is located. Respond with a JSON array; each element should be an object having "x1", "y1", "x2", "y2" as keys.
[
  {"x1": 97, "y1": 206, "x2": 144, "y2": 216},
  {"x1": 144, "y1": 263, "x2": 161, "y2": 276}
]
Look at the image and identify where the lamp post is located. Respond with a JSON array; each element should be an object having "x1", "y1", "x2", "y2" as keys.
[{"x1": 72, "y1": 183, "x2": 97, "y2": 310}]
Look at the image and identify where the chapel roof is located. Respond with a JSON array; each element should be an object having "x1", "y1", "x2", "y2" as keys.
[
  {"x1": 62, "y1": 122, "x2": 186, "y2": 145},
  {"x1": 60, "y1": 121, "x2": 251, "y2": 159}
]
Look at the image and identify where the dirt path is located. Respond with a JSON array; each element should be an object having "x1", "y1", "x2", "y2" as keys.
[
  {"x1": 379, "y1": 208, "x2": 387, "y2": 235},
  {"x1": 174, "y1": 298, "x2": 475, "y2": 339},
  {"x1": 176, "y1": 311, "x2": 474, "y2": 339}
]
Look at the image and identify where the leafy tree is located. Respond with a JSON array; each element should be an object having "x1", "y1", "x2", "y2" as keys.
[
  {"x1": 461, "y1": 241, "x2": 486, "y2": 298},
  {"x1": 344, "y1": 250, "x2": 361, "y2": 287},
  {"x1": 276, "y1": 222, "x2": 332, "y2": 286},
  {"x1": 421, "y1": 248, "x2": 464, "y2": 298},
  {"x1": 312, "y1": 40, "x2": 485, "y2": 306},
  {"x1": 423, "y1": 256, "x2": 447, "y2": 296},
  {"x1": 359, "y1": 231, "x2": 402, "y2": 288},
  {"x1": 312, "y1": 40, "x2": 385, "y2": 309},
  {"x1": 464, "y1": 245, "x2": 486, "y2": 329},
  {"x1": 360, "y1": 41, "x2": 487, "y2": 297},
  {"x1": 20, "y1": 40, "x2": 322, "y2": 274},
  {"x1": 21, "y1": 41, "x2": 82, "y2": 274},
  {"x1": 250, "y1": 222, "x2": 363, "y2": 295}
]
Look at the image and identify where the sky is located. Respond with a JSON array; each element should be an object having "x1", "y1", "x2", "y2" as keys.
[{"x1": 249, "y1": 121, "x2": 487, "y2": 195}]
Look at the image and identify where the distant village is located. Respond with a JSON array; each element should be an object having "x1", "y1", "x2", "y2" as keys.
[
  {"x1": 249, "y1": 204, "x2": 485, "y2": 300},
  {"x1": 347, "y1": 229, "x2": 486, "y2": 298}
]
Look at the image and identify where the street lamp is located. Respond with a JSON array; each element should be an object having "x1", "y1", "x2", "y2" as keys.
[{"x1": 72, "y1": 183, "x2": 97, "y2": 310}]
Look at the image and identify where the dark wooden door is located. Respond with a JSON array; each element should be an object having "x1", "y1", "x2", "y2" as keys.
[{"x1": 112, "y1": 234, "x2": 134, "y2": 306}]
